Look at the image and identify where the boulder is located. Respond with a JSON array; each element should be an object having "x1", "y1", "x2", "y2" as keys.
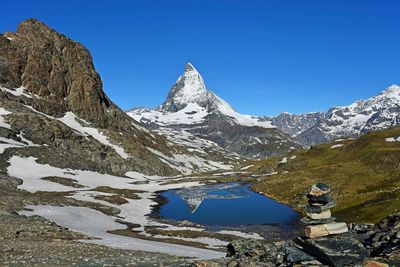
[
  {"x1": 294, "y1": 236, "x2": 369, "y2": 266},
  {"x1": 284, "y1": 244, "x2": 315, "y2": 263}
]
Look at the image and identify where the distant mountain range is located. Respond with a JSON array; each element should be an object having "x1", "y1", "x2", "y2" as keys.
[{"x1": 130, "y1": 63, "x2": 400, "y2": 158}]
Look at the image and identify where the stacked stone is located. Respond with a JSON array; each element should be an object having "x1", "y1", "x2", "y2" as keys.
[{"x1": 301, "y1": 183, "x2": 348, "y2": 238}]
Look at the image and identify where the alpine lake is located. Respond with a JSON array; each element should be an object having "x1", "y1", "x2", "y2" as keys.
[{"x1": 156, "y1": 183, "x2": 301, "y2": 239}]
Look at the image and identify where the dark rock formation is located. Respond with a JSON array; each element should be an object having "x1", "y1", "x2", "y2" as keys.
[{"x1": 1, "y1": 19, "x2": 120, "y2": 128}]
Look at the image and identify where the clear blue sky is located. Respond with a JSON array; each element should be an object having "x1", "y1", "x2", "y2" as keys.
[{"x1": 1, "y1": 0, "x2": 400, "y2": 116}]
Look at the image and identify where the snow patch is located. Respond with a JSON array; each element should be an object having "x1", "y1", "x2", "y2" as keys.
[
  {"x1": 59, "y1": 112, "x2": 129, "y2": 159},
  {"x1": 0, "y1": 107, "x2": 12, "y2": 129},
  {"x1": 240, "y1": 164, "x2": 254, "y2": 170},
  {"x1": 386, "y1": 137, "x2": 400, "y2": 142},
  {"x1": 330, "y1": 144, "x2": 344, "y2": 149},
  {"x1": 0, "y1": 86, "x2": 33, "y2": 98}
]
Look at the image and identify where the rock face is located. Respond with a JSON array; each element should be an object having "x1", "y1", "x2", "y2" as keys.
[
  {"x1": 129, "y1": 63, "x2": 301, "y2": 159},
  {"x1": 268, "y1": 112, "x2": 326, "y2": 137},
  {"x1": 1, "y1": 19, "x2": 118, "y2": 127}
]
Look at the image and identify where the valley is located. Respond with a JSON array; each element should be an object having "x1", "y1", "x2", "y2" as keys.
[{"x1": 0, "y1": 18, "x2": 399, "y2": 266}]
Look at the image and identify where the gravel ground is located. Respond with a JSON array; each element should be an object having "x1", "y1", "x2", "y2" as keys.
[{"x1": 0, "y1": 214, "x2": 192, "y2": 266}]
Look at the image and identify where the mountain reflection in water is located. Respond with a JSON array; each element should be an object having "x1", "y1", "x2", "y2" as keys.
[{"x1": 175, "y1": 184, "x2": 251, "y2": 213}]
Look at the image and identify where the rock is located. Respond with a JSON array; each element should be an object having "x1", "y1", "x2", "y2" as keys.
[
  {"x1": 309, "y1": 183, "x2": 330, "y2": 196},
  {"x1": 305, "y1": 223, "x2": 348, "y2": 238},
  {"x1": 301, "y1": 217, "x2": 336, "y2": 225},
  {"x1": 305, "y1": 200, "x2": 336, "y2": 213},
  {"x1": 305, "y1": 225, "x2": 330, "y2": 238},
  {"x1": 306, "y1": 210, "x2": 331, "y2": 220},
  {"x1": 364, "y1": 260, "x2": 389, "y2": 267},
  {"x1": 349, "y1": 223, "x2": 375, "y2": 233},
  {"x1": 284, "y1": 245, "x2": 315, "y2": 263},
  {"x1": 324, "y1": 222, "x2": 349, "y2": 235},
  {"x1": 227, "y1": 239, "x2": 266, "y2": 259},
  {"x1": 307, "y1": 194, "x2": 333, "y2": 205},
  {"x1": 192, "y1": 261, "x2": 220, "y2": 267},
  {"x1": 294, "y1": 236, "x2": 370, "y2": 266}
]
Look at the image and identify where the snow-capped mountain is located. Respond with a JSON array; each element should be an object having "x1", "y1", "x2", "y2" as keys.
[
  {"x1": 297, "y1": 84, "x2": 400, "y2": 145},
  {"x1": 129, "y1": 63, "x2": 301, "y2": 159}
]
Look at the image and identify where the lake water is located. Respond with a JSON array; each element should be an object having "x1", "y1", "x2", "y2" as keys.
[{"x1": 158, "y1": 183, "x2": 299, "y2": 226}]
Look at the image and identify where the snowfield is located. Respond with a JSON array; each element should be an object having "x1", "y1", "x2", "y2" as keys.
[
  {"x1": 8, "y1": 156, "x2": 238, "y2": 258},
  {"x1": 20, "y1": 205, "x2": 225, "y2": 260}
]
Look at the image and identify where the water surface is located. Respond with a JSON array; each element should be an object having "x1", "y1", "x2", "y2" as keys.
[{"x1": 158, "y1": 183, "x2": 299, "y2": 226}]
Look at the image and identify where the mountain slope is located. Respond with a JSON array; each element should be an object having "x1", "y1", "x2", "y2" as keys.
[
  {"x1": 250, "y1": 127, "x2": 400, "y2": 223},
  {"x1": 129, "y1": 63, "x2": 301, "y2": 159}
]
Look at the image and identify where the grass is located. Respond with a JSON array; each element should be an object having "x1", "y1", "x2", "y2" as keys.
[
  {"x1": 41, "y1": 176, "x2": 84, "y2": 188},
  {"x1": 250, "y1": 127, "x2": 400, "y2": 223},
  {"x1": 94, "y1": 194, "x2": 129, "y2": 205},
  {"x1": 91, "y1": 186, "x2": 143, "y2": 199}
]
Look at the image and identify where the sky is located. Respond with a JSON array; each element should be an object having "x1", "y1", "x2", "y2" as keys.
[{"x1": 1, "y1": 0, "x2": 400, "y2": 116}]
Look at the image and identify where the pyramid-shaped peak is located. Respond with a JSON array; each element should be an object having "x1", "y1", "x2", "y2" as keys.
[{"x1": 185, "y1": 62, "x2": 197, "y2": 72}]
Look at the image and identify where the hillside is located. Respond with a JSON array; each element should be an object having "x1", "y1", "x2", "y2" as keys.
[{"x1": 250, "y1": 127, "x2": 400, "y2": 223}]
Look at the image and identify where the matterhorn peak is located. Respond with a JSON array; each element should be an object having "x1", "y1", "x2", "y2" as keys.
[
  {"x1": 159, "y1": 63, "x2": 212, "y2": 112},
  {"x1": 184, "y1": 62, "x2": 197, "y2": 72}
]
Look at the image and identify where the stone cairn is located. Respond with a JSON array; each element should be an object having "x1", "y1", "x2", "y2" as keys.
[{"x1": 301, "y1": 183, "x2": 349, "y2": 238}]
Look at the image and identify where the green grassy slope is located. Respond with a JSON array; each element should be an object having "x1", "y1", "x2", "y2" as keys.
[{"x1": 250, "y1": 127, "x2": 400, "y2": 223}]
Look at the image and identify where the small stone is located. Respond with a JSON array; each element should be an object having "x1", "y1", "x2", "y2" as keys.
[
  {"x1": 309, "y1": 183, "x2": 330, "y2": 196},
  {"x1": 306, "y1": 210, "x2": 331, "y2": 220},
  {"x1": 324, "y1": 222, "x2": 349, "y2": 235},
  {"x1": 307, "y1": 194, "x2": 333, "y2": 205},
  {"x1": 305, "y1": 225, "x2": 330, "y2": 238},
  {"x1": 301, "y1": 217, "x2": 336, "y2": 225},
  {"x1": 305, "y1": 200, "x2": 336, "y2": 213}
]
